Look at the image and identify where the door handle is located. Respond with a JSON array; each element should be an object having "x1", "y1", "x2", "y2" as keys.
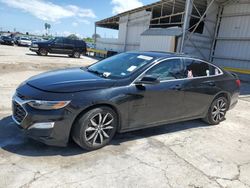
[{"x1": 171, "y1": 84, "x2": 182, "y2": 91}]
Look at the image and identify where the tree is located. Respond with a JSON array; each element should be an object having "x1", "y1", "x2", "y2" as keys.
[
  {"x1": 92, "y1": 33, "x2": 101, "y2": 39},
  {"x1": 44, "y1": 23, "x2": 51, "y2": 35},
  {"x1": 67, "y1": 34, "x2": 79, "y2": 40},
  {"x1": 47, "y1": 24, "x2": 51, "y2": 34},
  {"x1": 84, "y1": 37, "x2": 94, "y2": 43}
]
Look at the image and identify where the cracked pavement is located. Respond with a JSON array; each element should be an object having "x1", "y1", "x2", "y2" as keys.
[{"x1": 1, "y1": 46, "x2": 250, "y2": 188}]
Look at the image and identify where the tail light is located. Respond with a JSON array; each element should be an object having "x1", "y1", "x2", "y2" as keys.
[{"x1": 236, "y1": 79, "x2": 241, "y2": 87}]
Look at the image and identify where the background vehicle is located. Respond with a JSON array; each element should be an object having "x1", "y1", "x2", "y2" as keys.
[
  {"x1": 30, "y1": 37, "x2": 87, "y2": 58},
  {"x1": 31, "y1": 37, "x2": 45, "y2": 43},
  {"x1": 0, "y1": 36, "x2": 14, "y2": 45},
  {"x1": 0, "y1": 36, "x2": 3, "y2": 44},
  {"x1": 12, "y1": 52, "x2": 240, "y2": 150},
  {"x1": 17, "y1": 37, "x2": 32, "y2": 46},
  {"x1": 13, "y1": 36, "x2": 20, "y2": 45}
]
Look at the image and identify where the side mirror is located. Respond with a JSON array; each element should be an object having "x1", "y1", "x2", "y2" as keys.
[{"x1": 135, "y1": 76, "x2": 160, "y2": 85}]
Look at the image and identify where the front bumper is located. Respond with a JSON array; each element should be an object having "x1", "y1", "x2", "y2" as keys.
[
  {"x1": 29, "y1": 47, "x2": 39, "y2": 52},
  {"x1": 12, "y1": 93, "x2": 73, "y2": 147},
  {"x1": 19, "y1": 43, "x2": 31, "y2": 46}
]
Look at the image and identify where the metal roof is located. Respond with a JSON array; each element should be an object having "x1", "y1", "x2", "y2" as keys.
[
  {"x1": 95, "y1": 0, "x2": 232, "y2": 30},
  {"x1": 141, "y1": 27, "x2": 183, "y2": 36}
]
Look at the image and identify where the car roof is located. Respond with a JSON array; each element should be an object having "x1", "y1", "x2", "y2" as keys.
[{"x1": 127, "y1": 51, "x2": 190, "y2": 60}]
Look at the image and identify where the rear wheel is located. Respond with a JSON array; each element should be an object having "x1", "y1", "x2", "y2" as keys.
[
  {"x1": 39, "y1": 48, "x2": 48, "y2": 56},
  {"x1": 73, "y1": 51, "x2": 81, "y2": 58},
  {"x1": 72, "y1": 107, "x2": 117, "y2": 150},
  {"x1": 203, "y1": 97, "x2": 228, "y2": 125}
]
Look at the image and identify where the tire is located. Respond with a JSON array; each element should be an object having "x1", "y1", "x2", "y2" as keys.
[
  {"x1": 36, "y1": 52, "x2": 41, "y2": 55},
  {"x1": 68, "y1": 54, "x2": 73, "y2": 58},
  {"x1": 72, "y1": 106, "x2": 118, "y2": 150},
  {"x1": 73, "y1": 51, "x2": 81, "y2": 58},
  {"x1": 203, "y1": 96, "x2": 228, "y2": 125},
  {"x1": 39, "y1": 48, "x2": 48, "y2": 56}
]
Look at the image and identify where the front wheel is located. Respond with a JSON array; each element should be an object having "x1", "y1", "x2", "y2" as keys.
[
  {"x1": 39, "y1": 48, "x2": 48, "y2": 56},
  {"x1": 72, "y1": 107, "x2": 117, "y2": 150},
  {"x1": 203, "y1": 97, "x2": 228, "y2": 125}
]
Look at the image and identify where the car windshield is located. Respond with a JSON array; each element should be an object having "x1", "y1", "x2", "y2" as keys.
[
  {"x1": 21, "y1": 37, "x2": 29, "y2": 40},
  {"x1": 87, "y1": 53, "x2": 155, "y2": 79}
]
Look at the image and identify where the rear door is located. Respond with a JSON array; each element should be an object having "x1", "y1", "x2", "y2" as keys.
[
  {"x1": 63, "y1": 38, "x2": 75, "y2": 54},
  {"x1": 181, "y1": 58, "x2": 223, "y2": 118}
]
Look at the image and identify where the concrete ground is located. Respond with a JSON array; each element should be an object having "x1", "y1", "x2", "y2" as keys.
[{"x1": 0, "y1": 45, "x2": 250, "y2": 188}]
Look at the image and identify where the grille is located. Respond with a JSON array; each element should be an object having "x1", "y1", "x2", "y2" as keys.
[{"x1": 12, "y1": 101, "x2": 26, "y2": 124}]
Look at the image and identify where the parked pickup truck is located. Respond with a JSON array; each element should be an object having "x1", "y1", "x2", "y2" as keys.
[{"x1": 30, "y1": 37, "x2": 87, "y2": 58}]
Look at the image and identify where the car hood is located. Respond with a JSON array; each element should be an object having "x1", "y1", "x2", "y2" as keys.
[{"x1": 26, "y1": 68, "x2": 116, "y2": 93}]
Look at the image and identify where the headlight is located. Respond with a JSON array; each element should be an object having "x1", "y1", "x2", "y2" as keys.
[{"x1": 27, "y1": 100, "x2": 70, "y2": 110}]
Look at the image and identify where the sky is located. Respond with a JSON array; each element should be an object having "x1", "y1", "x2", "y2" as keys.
[{"x1": 0, "y1": 0, "x2": 155, "y2": 38}]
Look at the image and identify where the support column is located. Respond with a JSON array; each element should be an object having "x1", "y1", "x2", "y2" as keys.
[
  {"x1": 180, "y1": 0, "x2": 192, "y2": 53},
  {"x1": 94, "y1": 24, "x2": 97, "y2": 44}
]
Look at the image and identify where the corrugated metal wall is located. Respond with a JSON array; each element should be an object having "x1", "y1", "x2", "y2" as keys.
[
  {"x1": 96, "y1": 38, "x2": 124, "y2": 52},
  {"x1": 213, "y1": 0, "x2": 250, "y2": 70},
  {"x1": 119, "y1": 10, "x2": 151, "y2": 51},
  {"x1": 140, "y1": 35, "x2": 176, "y2": 52}
]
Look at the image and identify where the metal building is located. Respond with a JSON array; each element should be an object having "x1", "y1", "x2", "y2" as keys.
[{"x1": 95, "y1": 0, "x2": 250, "y2": 76}]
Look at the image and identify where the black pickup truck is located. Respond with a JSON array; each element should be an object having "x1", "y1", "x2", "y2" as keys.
[{"x1": 30, "y1": 37, "x2": 87, "y2": 58}]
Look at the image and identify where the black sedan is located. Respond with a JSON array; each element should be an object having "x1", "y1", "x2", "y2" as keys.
[
  {"x1": 12, "y1": 52, "x2": 240, "y2": 150},
  {"x1": 0, "y1": 36, "x2": 14, "y2": 45}
]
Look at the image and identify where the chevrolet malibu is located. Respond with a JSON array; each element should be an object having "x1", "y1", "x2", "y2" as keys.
[{"x1": 12, "y1": 52, "x2": 240, "y2": 150}]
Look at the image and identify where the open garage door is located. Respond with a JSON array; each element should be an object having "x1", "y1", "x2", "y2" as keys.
[{"x1": 212, "y1": 0, "x2": 250, "y2": 74}]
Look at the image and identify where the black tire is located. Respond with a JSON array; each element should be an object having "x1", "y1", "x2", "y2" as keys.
[
  {"x1": 203, "y1": 96, "x2": 228, "y2": 125},
  {"x1": 39, "y1": 48, "x2": 48, "y2": 56},
  {"x1": 72, "y1": 106, "x2": 117, "y2": 150},
  {"x1": 68, "y1": 54, "x2": 73, "y2": 58},
  {"x1": 36, "y1": 52, "x2": 41, "y2": 56},
  {"x1": 73, "y1": 51, "x2": 81, "y2": 58}
]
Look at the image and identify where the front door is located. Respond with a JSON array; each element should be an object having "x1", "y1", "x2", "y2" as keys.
[
  {"x1": 128, "y1": 58, "x2": 187, "y2": 129},
  {"x1": 50, "y1": 37, "x2": 64, "y2": 54}
]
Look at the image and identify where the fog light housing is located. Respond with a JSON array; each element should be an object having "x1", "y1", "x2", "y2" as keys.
[{"x1": 28, "y1": 122, "x2": 55, "y2": 130}]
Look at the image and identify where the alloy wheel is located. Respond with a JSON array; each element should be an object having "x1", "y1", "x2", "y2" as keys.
[
  {"x1": 85, "y1": 112, "x2": 114, "y2": 146},
  {"x1": 211, "y1": 98, "x2": 227, "y2": 122},
  {"x1": 39, "y1": 48, "x2": 47, "y2": 56},
  {"x1": 74, "y1": 52, "x2": 80, "y2": 58}
]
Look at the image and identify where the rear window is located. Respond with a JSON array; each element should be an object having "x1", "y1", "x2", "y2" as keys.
[
  {"x1": 75, "y1": 40, "x2": 85, "y2": 46},
  {"x1": 184, "y1": 59, "x2": 221, "y2": 77}
]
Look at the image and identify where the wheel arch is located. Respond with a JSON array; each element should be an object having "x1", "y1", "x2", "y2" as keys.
[
  {"x1": 69, "y1": 103, "x2": 122, "y2": 139},
  {"x1": 212, "y1": 91, "x2": 231, "y2": 110},
  {"x1": 213, "y1": 91, "x2": 231, "y2": 103}
]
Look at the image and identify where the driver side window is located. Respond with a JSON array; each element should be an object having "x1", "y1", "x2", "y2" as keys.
[
  {"x1": 145, "y1": 59, "x2": 185, "y2": 81},
  {"x1": 54, "y1": 37, "x2": 64, "y2": 44}
]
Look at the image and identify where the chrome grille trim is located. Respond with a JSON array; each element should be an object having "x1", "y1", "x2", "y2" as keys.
[{"x1": 12, "y1": 93, "x2": 28, "y2": 125}]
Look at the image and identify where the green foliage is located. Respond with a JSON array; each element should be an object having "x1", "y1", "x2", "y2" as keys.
[
  {"x1": 44, "y1": 23, "x2": 51, "y2": 35},
  {"x1": 84, "y1": 37, "x2": 94, "y2": 43}
]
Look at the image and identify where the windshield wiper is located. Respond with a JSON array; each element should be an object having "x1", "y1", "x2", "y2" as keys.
[{"x1": 87, "y1": 68, "x2": 107, "y2": 78}]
